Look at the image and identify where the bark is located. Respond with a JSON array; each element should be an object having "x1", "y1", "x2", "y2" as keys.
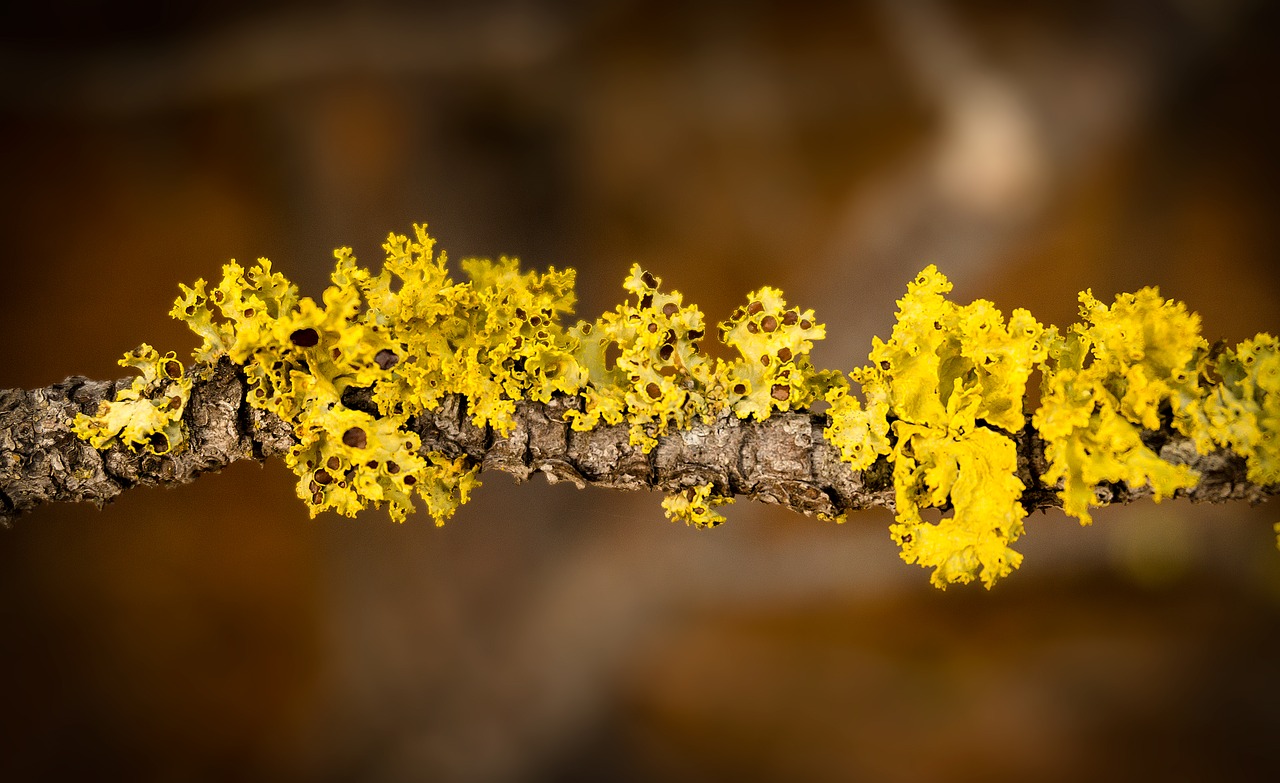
[{"x1": 1, "y1": 360, "x2": 1274, "y2": 525}]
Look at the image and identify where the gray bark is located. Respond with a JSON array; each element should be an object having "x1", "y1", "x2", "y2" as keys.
[{"x1": 0, "y1": 360, "x2": 1273, "y2": 525}]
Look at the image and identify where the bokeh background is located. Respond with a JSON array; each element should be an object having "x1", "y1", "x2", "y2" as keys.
[{"x1": 3, "y1": 1, "x2": 1280, "y2": 780}]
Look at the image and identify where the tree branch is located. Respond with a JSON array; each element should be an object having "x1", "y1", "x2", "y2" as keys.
[
  {"x1": 1, "y1": 359, "x2": 1274, "y2": 525},
  {"x1": 0, "y1": 360, "x2": 289, "y2": 524}
]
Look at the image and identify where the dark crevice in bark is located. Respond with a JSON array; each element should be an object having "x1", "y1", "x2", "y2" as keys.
[{"x1": 1, "y1": 361, "x2": 1276, "y2": 525}]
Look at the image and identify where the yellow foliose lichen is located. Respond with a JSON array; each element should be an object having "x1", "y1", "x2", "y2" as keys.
[
  {"x1": 567, "y1": 265, "x2": 718, "y2": 451},
  {"x1": 1192, "y1": 334, "x2": 1280, "y2": 485},
  {"x1": 1034, "y1": 288, "x2": 1205, "y2": 524},
  {"x1": 343, "y1": 229, "x2": 585, "y2": 435},
  {"x1": 890, "y1": 423, "x2": 1026, "y2": 589},
  {"x1": 169, "y1": 258, "x2": 300, "y2": 369},
  {"x1": 825, "y1": 265, "x2": 1047, "y2": 587},
  {"x1": 661, "y1": 482, "x2": 733, "y2": 528},
  {"x1": 285, "y1": 400, "x2": 479, "y2": 525},
  {"x1": 160, "y1": 224, "x2": 567, "y2": 523},
  {"x1": 865, "y1": 266, "x2": 1047, "y2": 434},
  {"x1": 823, "y1": 373, "x2": 891, "y2": 470},
  {"x1": 70, "y1": 222, "x2": 1280, "y2": 587},
  {"x1": 72, "y1": 344, "x2": 191, "y2": 455},
  {"x1": 718, "y1": 287, "x2": 845, "y2": 421}
]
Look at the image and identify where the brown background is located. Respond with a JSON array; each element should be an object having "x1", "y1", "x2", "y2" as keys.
[{"x1": 2, "y1": 1, "x2": 1280, "y2": 781}]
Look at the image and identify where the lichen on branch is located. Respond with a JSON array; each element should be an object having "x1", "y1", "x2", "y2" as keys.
[{"x1": 53, "y1": 224, "x2": 1280, "y2": 588}]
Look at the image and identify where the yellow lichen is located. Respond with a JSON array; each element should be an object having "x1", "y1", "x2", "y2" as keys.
[
  {"x1": 1033, "y1": 288, "x2": 1204, "y2": 525},
  {"x1": 1190, "y1": 334, "x2": 1280, "y2": 485},
  {"x1": 890, "y1": 424, "x2": 1026, "y2": 589},
  {"x1": 718, "y1": 286, "x2": 845, "y2": 421},
  {"x1": 662, "y1": 482, "x2": 733, "y2": 528},
  {"x1": 825, "y1": 265, "x2": 1047, "y2": 588},
  {"x1": 69, "y1": 224, "x2": 1279, "y2": 589},
  {"x1": 567, "y1": 265, "x2": 718, "y2": 451},
  {"x1": 71, "y1": 344, "x2": 191, "y2": 455},
  {"x1": 823, "y1": 373, "x2": 891, "y2": 470}
]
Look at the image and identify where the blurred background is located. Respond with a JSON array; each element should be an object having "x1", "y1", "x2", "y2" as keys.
[{"x1": 2, "y1": 1, "x2": 1280, "y2": 780}]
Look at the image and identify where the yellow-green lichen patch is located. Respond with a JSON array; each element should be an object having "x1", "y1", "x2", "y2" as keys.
[
  {"x1": 569, "y1": 269, "x2": 843, "y2": 519},
  {"x1": 72, "y1": 344, "x2": 191, "y2": 456},
  {"x1": 67, "y1": 222, "x2": 1280, "y2": 589},
  {"x1": 1192, "y1": 334, "x2": 1280, "y2": 485},
  {"x1": 825, "y1": 265, "x2": 1047, "y2": 588},
  {"x1": 355, "y1": 235, "x2": 586, "y2": 435},
  {"x1": 823, "y1": 374, "x2": 891, "y2": 470},
  {"x1": 1033, "y1": 288, "x2": 1204, "y2": 524},
  {"x1": 718, "y1": 286, "x2": 846, "y2": 421},
  {"x1": 286, "y1": 403, "x2": 479, "y2": 524},
  {"x1": 890, "y1": 424, "x2": 1026, "y2": 589},
  {"x1": 170, "y1": 258, "x2": 300, "y2": 368},
  {"x1": 567, "y1": 265, "x2": 719, "y2": 452},
  {"x1": 338, "y1": 230, "x2": 585, "y2": 435},
  {"x1": 662, "y1": 482, "x2": 733, "y2": 528},
  {"x1": 167, "y1": 224, "x2": 572, "y2": 523}
]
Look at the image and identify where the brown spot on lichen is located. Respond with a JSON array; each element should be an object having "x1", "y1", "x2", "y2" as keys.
[
  {"x1": 342, "y1": 427, "x2": 368, "y2": 449},
  {"x1": 290, "y1": 328, "x2": 320, "y2": 347}
]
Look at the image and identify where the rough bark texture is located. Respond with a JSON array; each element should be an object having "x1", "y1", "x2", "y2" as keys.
[{"x1": 1, "y1": 361, "x2": 1274, "y2": 525}]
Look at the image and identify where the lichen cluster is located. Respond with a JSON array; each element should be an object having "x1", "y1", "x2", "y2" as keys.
[
  {"x1": 71, "y1": 225, "x2": 1279, "y2": 587},
  {"x1": 824, "y1": 267, "x2": 1048, "y2": 587},
  {"x1": 72, "y1": 344, "x2": 191, "y2": 456},
  {"x1": 1032, "y1": 288, "x2": 1205, "y2": 525}
]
